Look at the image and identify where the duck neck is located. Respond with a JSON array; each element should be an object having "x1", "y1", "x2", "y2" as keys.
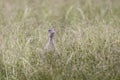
[{"x1": 48, "y1": 37, "x2": 54, "y2": 45}]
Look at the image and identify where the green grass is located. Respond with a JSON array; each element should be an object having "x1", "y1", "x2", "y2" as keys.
[{"x1": 0, "y1": 0, "x2": 120, "y2": 80}]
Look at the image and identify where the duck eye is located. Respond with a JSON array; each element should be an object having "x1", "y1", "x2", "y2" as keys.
[{"x1": 48, "y1": 29, "x2": 51, "y2": 32}]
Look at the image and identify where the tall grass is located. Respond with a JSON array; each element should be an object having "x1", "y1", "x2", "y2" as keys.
[{"x1": 0, "y1": 0, "x2": 120, "y2": 80}]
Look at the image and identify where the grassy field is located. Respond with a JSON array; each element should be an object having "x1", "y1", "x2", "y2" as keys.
[{"x1": 0, "y1": 0, "x2": 120, "y2": 80}]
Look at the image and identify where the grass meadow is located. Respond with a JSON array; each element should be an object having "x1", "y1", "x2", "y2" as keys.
[{"x1": 0, "y1": 0, "x2": 120, "y2": 80}]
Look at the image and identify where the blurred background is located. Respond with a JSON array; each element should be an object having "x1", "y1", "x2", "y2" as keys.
[{"x1": 0, "y1": 0, "x2": 120, "y2": 80}]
